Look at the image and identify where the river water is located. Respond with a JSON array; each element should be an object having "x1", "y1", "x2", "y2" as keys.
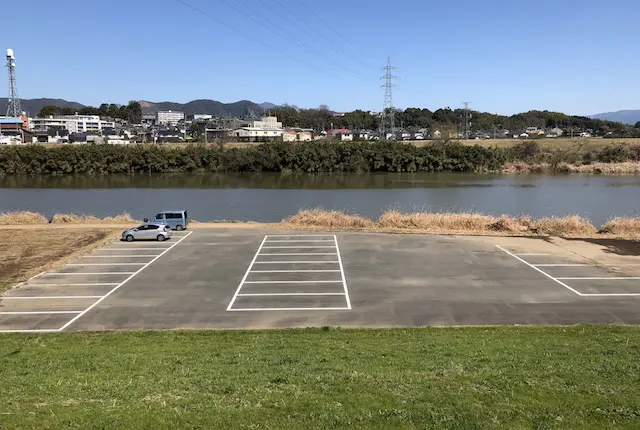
[{"x1": 0, "y1": 173, "x2": 638, "y2": 225}]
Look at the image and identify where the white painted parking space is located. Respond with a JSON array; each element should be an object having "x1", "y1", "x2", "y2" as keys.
[
  {"x1": 227, "y1": 234, "x2": 351, "y2": 311},
  {"x1": 0, "y1": 230, "x2": 193, "y2": 332},
  {"x1": 498, "y1": 245, "x2": 640, "y2": 297}
]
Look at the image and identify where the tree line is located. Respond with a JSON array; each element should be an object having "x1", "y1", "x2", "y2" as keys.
[
  {"x1": 0, "y1": 141, "x2": 637, "y2": 176},
  {"x1": 38, "y1": 101, "x2": 142, "y2": 124},
  {"x1": 270, "y1": 105, "x2": 632, "y2": 136}
]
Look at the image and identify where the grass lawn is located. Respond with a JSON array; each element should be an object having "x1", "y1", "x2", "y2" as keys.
[
  {"x1": 1, "y1": 326, "x2": 639, "y2": 429},
  {"x1": 0, "y1": 227, "x2": 120, "y2": 294}
]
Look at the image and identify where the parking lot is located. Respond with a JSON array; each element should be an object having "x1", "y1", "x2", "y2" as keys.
[{"x1": 1, "y1": 229, "x2": 639, "y2": 332}]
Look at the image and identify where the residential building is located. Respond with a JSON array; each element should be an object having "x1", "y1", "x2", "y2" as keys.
[
  {"x1": 283, "y1": 129, "x2": 313, "y2": 142},
  {"x1": 353, "y1": 130, "x2": 371, "y2": 140},
  {"x1": 30, "y1": 115, "x2": 115, "y2": 133},
  {"x1": 227, "y1": 116, "x2": 284, "y2": 142},
  {"x1": 193, "y1": 114, "x2": 212, "y2": 121},
  {"x1": 156, "y1": 110, "x2": 185, "y2": 126}
]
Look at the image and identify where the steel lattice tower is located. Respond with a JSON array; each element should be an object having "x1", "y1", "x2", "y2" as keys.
[
  {"x1": 5, "y1": 49, "x2": 21, "y2": 118},
  {"x1": 380, "y1": 57, "x2": 397, "y2": 140}
]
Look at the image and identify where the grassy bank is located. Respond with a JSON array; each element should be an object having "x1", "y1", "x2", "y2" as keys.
[
  {"x1": 2, "y1": 210, "x2": 640, "y2": 239},
  {"x1": 2, "y1": 140, "x2": 640, "y2": 175},
  {"x1": 0, "y1": 228, "x2": 120, "y2": 293},
  {"x1": 1, "y1": 327, "x2": 639, "y2": 428}
]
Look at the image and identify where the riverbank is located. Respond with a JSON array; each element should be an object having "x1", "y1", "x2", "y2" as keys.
[
  {"x1": 2, "y1": 210, "x2": 639, "y2": 239},
  {"x1": 1, "y1": 326, "x2": 639, "y2": 428},
  {"x1": 2, "y1": 140, "x2": 640, "y2": 175}
]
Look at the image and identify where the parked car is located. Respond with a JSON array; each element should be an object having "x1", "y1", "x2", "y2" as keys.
[
  {"x1": 150, "y1": 210, "x2": 189, "y2": 231},
  {"x1": 122, "y1": 223, "x2": 172, "y2": 242}
]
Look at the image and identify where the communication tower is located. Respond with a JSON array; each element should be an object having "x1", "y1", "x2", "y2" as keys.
[{"x1": 5, "y1": 48, "x2": 22, "y2": 118}]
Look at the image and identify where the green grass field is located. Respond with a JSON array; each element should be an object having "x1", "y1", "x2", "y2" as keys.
[{"x1": 1, "y1": 326, "x2": 639, "y2": 429}]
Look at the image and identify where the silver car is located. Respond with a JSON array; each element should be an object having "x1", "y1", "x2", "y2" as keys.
[{"x1": 122, "y1": 223, "x2": 172, "y2": 242}]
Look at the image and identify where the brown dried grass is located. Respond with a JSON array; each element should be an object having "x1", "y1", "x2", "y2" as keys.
[
  {"x1": 50, "y1": 213, "x2": 139, "y2": 224},
  {"x1": 0, "y1": 211, "x2": 48, "y2": 225},
  {"x1": 379, "y1": 210, "x2": 496, "y2": 231},
  {"x1": 530, "y1": 215, "x2": 598, "y2": 236},
  {"x1": 599, "y1": 217, "x2": 640, "y2": 236},
  {"x1": 284, "y1": 208, "x2": 375, "y2": 228}
]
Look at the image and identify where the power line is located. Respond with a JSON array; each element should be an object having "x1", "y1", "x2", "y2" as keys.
[
  {"x1": 292, "y1": 0, "x2": 378, "y2": 71},
  {"x1": 221, "y1": 0, "x2": 358, "y2": 76},
  {"x1": 175, "y1": 0, "x2": 332, "y2": 76},
  {"x1": 252, "y1": 0, "x2": 363, "y2": 76}
]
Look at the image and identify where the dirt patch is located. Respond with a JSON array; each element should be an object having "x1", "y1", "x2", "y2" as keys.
[{"x1": 0, "y1": 228, "x2": 121, "y2": 293}]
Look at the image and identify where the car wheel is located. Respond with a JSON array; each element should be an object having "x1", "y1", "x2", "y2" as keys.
[
  {"x1": 126, "y1": 235, "x2": 134, "y2": 242},
  {"x1": 157, "y1": 234, "x2": 166, "y2": 242},
  {"x1": 176, "y1": 225, "x2": 184, "y2": 231}
]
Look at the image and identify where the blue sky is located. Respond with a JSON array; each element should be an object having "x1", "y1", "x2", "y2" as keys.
[{"x1": 5, "y1": 0, "x2": 638, "y2": 115}]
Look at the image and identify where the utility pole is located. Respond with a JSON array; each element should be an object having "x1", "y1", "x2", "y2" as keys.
[
  {"x1": 380, "y1": 57, "x2": 398, "y2": 140},
  {"x1": 460, "y1": 102, "x2": 472, "y2": 139},
  {"x1": 5, "y1": 48, "x2": 22, "y2": 118}
]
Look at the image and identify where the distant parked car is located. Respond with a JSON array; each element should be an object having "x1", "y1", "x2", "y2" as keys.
[
  {"x1": 151, "y1": 210, "x2": 189, "y2": 231},
  {"x1": 122, "y1": 223, "x2": 172, "y2": 242}
]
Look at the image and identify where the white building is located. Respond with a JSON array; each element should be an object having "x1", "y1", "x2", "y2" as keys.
[
  {"x1": 228, "y1": 116, "x2": 284, "y2": 142},
  {"x1": 156, "y1": 110, "x2": 185, "y2": 126},
  {"x1": 30, "y1": 115, "x2": 115, "y2": 133},
  {"x1": 193, "y1": 114, "x2": 212, "y2": 121}
]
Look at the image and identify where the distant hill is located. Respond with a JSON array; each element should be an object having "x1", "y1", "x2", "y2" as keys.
[
  {"x1": 0, "y1": 98, "x2": 85, "y2": 117},
  {"x1": 258, "y1": 102, "x2": 279, "y2": 110},
  {"x1": 139, "y1": 99, "x2": 266, "y2": 117},
  {"x1": 589, "y1": 110, "x2": 640, "y2": 125}
]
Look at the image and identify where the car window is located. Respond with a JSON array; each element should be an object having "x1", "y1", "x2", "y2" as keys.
[
  {"x1": 166, "y1": 212, "x2": 183, "y2": 219},
  {"x1": 147, "y1": 224, "x2": 159, "y2": 230},
  {"x1": 136, "y1": 225, "x2": 146, "y2": 230},
  {"x1": 155, "y1": 214, "x2": 163, "y2": 219}
]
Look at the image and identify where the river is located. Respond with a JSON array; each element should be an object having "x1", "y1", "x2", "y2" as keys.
[{"x1": 0, "y1": 173, "x2": 638, "y2": 225}]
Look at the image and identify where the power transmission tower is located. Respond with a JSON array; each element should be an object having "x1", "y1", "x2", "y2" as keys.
[
  {"x1": 5, "y1": 49, "x2": 21, "y2": 118},
  {"x1": 380, "y1": 57, "x2": 397, "y2": 140},
  {"x1": 460, "y1": 102, "x2": 472, "y2": 139}
]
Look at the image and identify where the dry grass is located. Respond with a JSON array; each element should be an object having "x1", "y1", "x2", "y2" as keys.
[
  {"x1": 530, "y1": 215, "x2": 598, "y2": 236},
  {"x1": 284, "y1": 208, "x2": 375, "y2": 228},
  {"x1": 565, "y1": 162, "x2": 640, "y2": 174},
  {"x1": 379, "y1": 210, "x2": 495, "y2": 231},
  {"x1": 50, "y1": 212, "x2": 139, "y2": 224},
  {"x1": 0, "y1": 211, "x2": 48, "y2": 225},
  {"x1": 280, "y1": 209, "x2": 639, "y2": 238},
  {"x1": 0, "y1": 228, "x2": 121, "y2": 293},
  {"x1": 599, "y1": 217, "x2": 640, "y2": 236}
]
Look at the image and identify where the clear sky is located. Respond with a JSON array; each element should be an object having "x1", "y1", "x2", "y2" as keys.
[{"x1": 5, "y1": 0, "x2": 638, "y2": 115}]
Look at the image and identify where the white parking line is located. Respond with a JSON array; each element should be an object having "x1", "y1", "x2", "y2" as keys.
[
  {"x1": 261, "y1": 246, "x2": 337, "y2": 249},
  {"x1": 266, "y1": 235, "x2": 335, "y2": 237},
  {"x1": 515, "y1": 253, "x2": 549, "y2": 256},
  {"x1": 244, "y1": 280, "x2": 343, "y2": 284},
  {"x1": 534, "y1": 264, "x2": 593, "y2": 267},
  {"x1": 556, "y1": 277, "x2": 640, "y2": 280},
  {"x1": 22, "y1": 283, "x2": 119, "y2": 286},
  {"x1": 259, "y1": 253, "x2": 338, "y2": 256},
  {"x1": 265, "y1": 240, "x2": 335, "y2": 243},
  {"x1": 41, "y1": 272, "x2": 137, "y2": 276},
  {"x1": 66, "y1": 263, "x2": 148, "y2": 266},
  {"x1": 250, "y1": 269, "x2": 341, "y2": 273},
  {"x1": 334, "y1": 235, "x2": 352, "y2": 310},
  {"x1": 238, "y1": 293, "x2": 344, "y2": 296},
  {"x1": 226, "y1": 236, "x2": 268, "y2": 311},
  {"x1": 83, "y1": 255, "x2": 160, "y2": 258},
  {"x1": 228, "y1": 307, "x2": 349, "y2": 312},
  {"x1": 254, "y1": 261, "x2": 339, "y2": 264},
  {"x1": 1, "y1": 296, "x2": 102, "y2": 300},
  {"x1": 497, "y1": 246, "x2": 583, "y2": 296},
  {"x1": 100, "y1": 248, "x2": 170, "y2": 251},
  {"x1": 0, "y1": 311, "x2": 82, "y2": 315},
  {"x1": 57, "y1": 231, "x2": 193, "y2": 331},
  {"x1": 0, "y1": 329, "x2": 60, "y2": 333},
  {"x1": 582, "y1": 293, "x2": 640, "y2": 297}
]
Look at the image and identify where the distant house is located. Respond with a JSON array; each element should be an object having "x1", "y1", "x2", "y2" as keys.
[
  {"x1": 353, "y1": 130, "x2": 371, "y2": 140},
  {"x1": 546, "y1": 127, "x2": 564, "y2": 138},
  {"x1": 328, "y1": 128, "x2": 353, "y2": 141},
  {"x1": 283, "y1": 129, "x2": 313, "y2": 142}
]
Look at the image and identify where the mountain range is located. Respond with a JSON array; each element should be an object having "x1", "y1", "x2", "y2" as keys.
[
  {"x1": 0, "y1": 98, "x2": 281, "y2": 117},
  {"x1": 2, "y1": 97, "x2": 640, "y2": 125},
  {"x1": 588, "y1": 110, "x2": 640, "y2": 125}
]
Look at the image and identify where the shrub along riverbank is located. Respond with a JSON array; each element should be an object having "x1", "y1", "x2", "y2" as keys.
[{"x1": 1, "y1": 140, "x2": 639, "y2": 175}]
